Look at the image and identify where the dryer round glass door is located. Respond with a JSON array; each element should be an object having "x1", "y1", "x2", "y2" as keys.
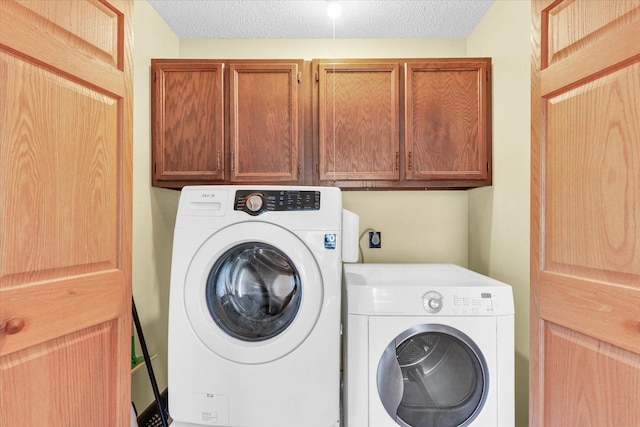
[
  {"x1": 184, "y1": 222, "x2": 323, "y2": 364},
  {"x1": 206, "y1": 242, "x2": 301, "y2": 341},
  {"x1": 377, "y1": 324, "x2": 489, "y2": 427}
]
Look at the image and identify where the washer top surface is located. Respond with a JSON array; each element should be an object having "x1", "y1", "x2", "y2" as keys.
[{"x1": 344, "y1": 263, "x2": 514, "y2": 316}]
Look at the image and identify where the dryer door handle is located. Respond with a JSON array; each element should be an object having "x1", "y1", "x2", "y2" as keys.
[{"x1": 377, "y1": 345, "x2": 404, "y2": 419}]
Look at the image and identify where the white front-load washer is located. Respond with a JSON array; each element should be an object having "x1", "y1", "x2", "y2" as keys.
[
  {"x1": 343, "y1": 264, "x2": 514, "y2": 427},
  {"x1": 169, "y1": 186, "x2": 350, "y2": 427}
]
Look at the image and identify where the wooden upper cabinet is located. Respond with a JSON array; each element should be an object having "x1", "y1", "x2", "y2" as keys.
[
  {"x1": 151, "y1": 59, "x2": 304, "y2": 189},
  {"x1": 151, "y1": 59, "x2": 225, "y2": 187},
  {"x1": 315, "y1": 61, "x2": 401, "y2": 183},
  {"x1": 229, "y1": 61, "x2": 303, "y2": 183},
  {"x1": 405, "y1": 59, "x2": 491, "y2": 185},
  {"x1": 313, "y1": 58, "x2": 491, "y2": 189},
  {"x1": 151, "y1": 57, "x2": 492, "y2": 190}
]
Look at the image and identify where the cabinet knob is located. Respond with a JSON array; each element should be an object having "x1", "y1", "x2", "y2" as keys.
[{"x1": 0, "y1": 317, "x2": 26, "y2": 335}]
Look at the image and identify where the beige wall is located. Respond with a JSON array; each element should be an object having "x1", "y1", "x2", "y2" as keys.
[
  {"x1": 131, "y1": 0, "x2": 180, "y2": 411},
  {"x1": 467, "y1": 1, "x2": 531, "y2": 426},
  {"x1": 179, "y1": 38, "x2": 466, "y2": 59},
  {"x1": 132, "y1": 2, "x2": 531, "y2": 425}
]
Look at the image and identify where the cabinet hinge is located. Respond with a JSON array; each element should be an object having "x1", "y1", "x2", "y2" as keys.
[
  {"x1": 408, "y1": 152, "x2": 413, "y2": 171},
  {"x1": 315, "y1": 71, "x2": 319, "y2": 82},
  {"x1": 153, "y1": 71, "x2": 156, "y2": 83},
  {"x1": 217, "y1": 150, "x2": 222, "y2": 171},
  {"x1": 395, "y1": 151, "x2": 399, "y2": 171},
  {"x1": 298, "y1": 162, "x2": 302, "y2": 174},
  {"x1": 297, "y1": 72, "x2": 301, "y2": 84},
  {"x1": 315, "y1": 163, "x2": 319, "y2": 174},
  {"x1": 153, "y1": 161, "x2": 156, "y2": 174},
  {"x1": 230, "y1": 152, "x2": 235, "y2": 171}
]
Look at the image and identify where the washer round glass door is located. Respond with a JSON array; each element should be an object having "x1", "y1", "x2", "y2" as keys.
[
  {"x1": 207, "y1": 242, "x2": 301, "y2": 341},
  {"x1": 184, "y1": 222, "x2": 323, "y2": 364},
  {"x1": 377, "y1": 324, "x2": 489, "y2": 427}
]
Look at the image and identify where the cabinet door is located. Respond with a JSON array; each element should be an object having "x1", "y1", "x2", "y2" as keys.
[
  {"x1": 151, "y1": 60, "x2": 224, "y2": 187},
  {"x1": 405, "y1": 60, "x2": 491, "y2": 183},
  {"x1": 229, "y1": 62, "x2": 303, "y2": 183},
  {"x1": 316, "y1": 62, "x2": 400, "y2": 182}
]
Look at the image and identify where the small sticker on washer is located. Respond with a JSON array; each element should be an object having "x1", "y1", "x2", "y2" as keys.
[{"x1": 324, "y1": 233, "x2": 337, "y2": 249}]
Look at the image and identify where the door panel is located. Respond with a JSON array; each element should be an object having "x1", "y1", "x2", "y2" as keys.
[
  {"x1": 405, "y1": 60, "x2": 490, "y2": 182},
  {"x1": 0, "y1": 0, "x2": 133, "y2": 425},
  {"x1": 151, "y1": 60, "x2": 225, "y2": 185},
  {"x1": 316, "y1": 62, "x2": 400, "y2": 182},
  {"x1": 531, "y1": 0, "x2": 640, "y2": 425},
  {"x1": 2, "y1": 322, "x2": 121, "y2": 426},
  {"x1": 544, "y1": 63, "x2": 640, "y2": 282},
  {"x1": 229, "y1": 62, "x2": 302, "y2": 183},
  {"x1": 543, "y1": 324, "x2": 640, "y2": 426},
  {"x1": 1, "y1": 52, "x2": 120, "y2": 287}
]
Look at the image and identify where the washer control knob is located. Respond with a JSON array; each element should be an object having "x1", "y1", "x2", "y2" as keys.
[
  {"x1": 245, "y1": 194, "x2": 264, "y2": 213},
  {"x1": 423, "y1": 291, "x2": 444, "y2": 314}
]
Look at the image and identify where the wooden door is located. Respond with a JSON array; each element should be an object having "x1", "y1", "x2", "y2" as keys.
[
  {"x1": 315, "y1": 61, "x2": 400, "y2": 183},
  {"x1": 151, "y1": 59, "x2": 225, "y2": 188},
  {"x1": 0, "y1": 0, "x2": 133, "y2": 425},
  {"x1": 405, "y1": 59, "x2": 491, "y2": 186},
  {"x1": 229, "y1": 61, "x2": 303, "y2": 183},
  {"x1": 531, "y1": 1, "x2": 640, "y2": 426}
]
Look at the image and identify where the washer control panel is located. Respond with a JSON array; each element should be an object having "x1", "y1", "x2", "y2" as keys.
[{"x1": 234, "y1": 190, "x2": 320, "y2": 215}]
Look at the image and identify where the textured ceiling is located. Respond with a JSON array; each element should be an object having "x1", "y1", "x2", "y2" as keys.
[{"x1": 147, "y1": 0, "x2": 496, "y2": 39}]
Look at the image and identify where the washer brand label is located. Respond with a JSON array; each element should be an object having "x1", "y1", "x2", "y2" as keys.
[{"x1": 324, "y1": 233, "x2": 337, "y2": 249}]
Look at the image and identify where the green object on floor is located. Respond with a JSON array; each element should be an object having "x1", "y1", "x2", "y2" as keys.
[{"x1": 131, "y1": 335, "x2": 145, "y2": 369}]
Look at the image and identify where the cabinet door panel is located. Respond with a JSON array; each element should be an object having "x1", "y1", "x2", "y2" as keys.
[
  {"x1": 317, "y1": 63, "x2": 400, "y2": 182},
  {"x1": 151, "y1": 60, "x2": 224, "y2": 186},
  {"x1": 405, "y1": 60, "x2": 490, "y2": 182},
  {"x1": 229, "y1": 62, "x2": 302, "y2": 183}
]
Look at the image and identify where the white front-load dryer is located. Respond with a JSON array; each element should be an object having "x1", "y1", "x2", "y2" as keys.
[
  {"x1": 169, "y1": 186, "x2": 348, "y2": 427},
  {"x1": 343, "y1": 264, "x2": 514, "y2": 427}
]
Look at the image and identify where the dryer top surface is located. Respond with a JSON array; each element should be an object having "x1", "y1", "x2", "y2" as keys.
[{"x1": 344, "y1": 263, "x2": 512, "y2": 289}]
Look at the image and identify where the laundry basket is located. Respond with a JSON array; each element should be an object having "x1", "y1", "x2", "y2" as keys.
[{"x1": 136, "y1": 389, "x2": 171, "y2": 427}]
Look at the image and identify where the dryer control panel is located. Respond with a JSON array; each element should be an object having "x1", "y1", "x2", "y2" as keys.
[
  {"x1": 234, "y1": 190, "x2": 320, "y2": 215},
  {"x1": 422, "y1": 290, "x2": 501, "y2": 315}
]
